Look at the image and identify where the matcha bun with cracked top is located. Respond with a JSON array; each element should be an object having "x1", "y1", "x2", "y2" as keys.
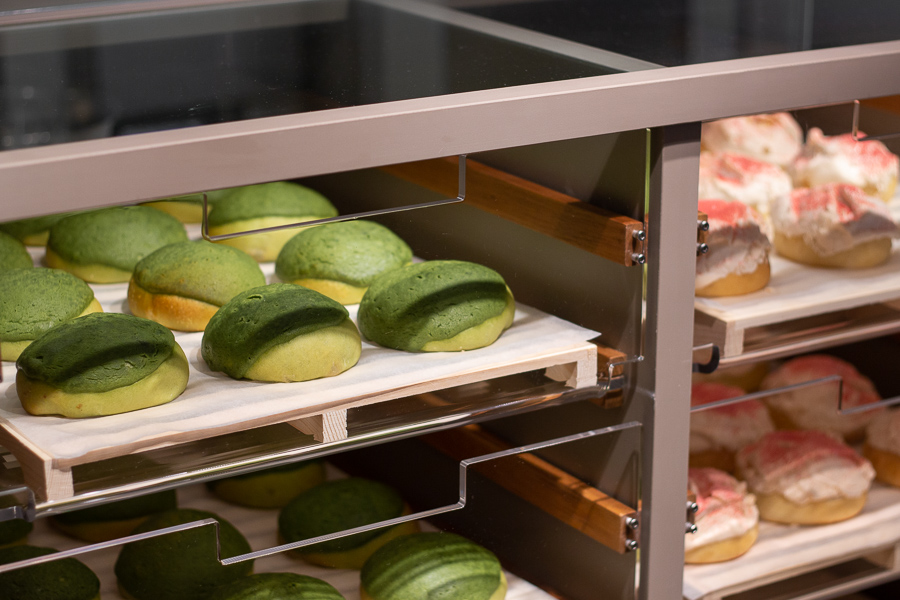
[
  {"x1": 208, "y1": 182, "x2": 338, "y2": 262},
  {"x1": 0, "y1": 212, "x2": 75, "y2": 246},
  {"x1": 208, "y1": 459, "x2": 326, "y2": 509},
  {"x1": 115, "y1": 508, "x2": 252, "y2": 600},
  {"x1": 0, "y1": 268, "x2": 102, "y2": 362},
  {"x1": 0, "y1": 545, "x2": 100, "y2": 600},
  {"x1": 0, "y1": 232, "x2": 33, "y2": 272},
  {"x1": 51, "y1": 489, "x2": 177, "y2": 542},
  {"x1": 275, "y1": 220, "x2": 412, "y2": 305},
  {"x1": 16, "y1": 313, "x2": 189, "y2": 418},
  {"x1": 206, "y1": 573, "x2": 345, "y2": 600},
  {"x1": 202, "y1": 284, "x2": 360, "y2": 383},
  {"x1": 46, "y1": 206, "x2": 188, "y2": 283},
  {"x1": 360, "y1": 532, "x2": 507, "y2": 600},
  {"x1": 278, "y1": 478, "x2": 419, "y2": 569},
  {"x1": 358, "y1": 260, "x2": 515, "y2": 352},
  {"x1": 129, "y1": 240, "x2": 266, "y2": 331}
]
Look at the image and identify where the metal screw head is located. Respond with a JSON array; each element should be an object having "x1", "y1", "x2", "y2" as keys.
[
  {"x1": 696, "y1": 243, "x2": 709, "y2": 255},
  {"x1": 686, "y1": 523, "x2": 698, "y2": 534},
  {"x1": 632, "y1": 229, "x2": 646, "y2": 242},
  {"x1": 687, "y1": 501, "x2": 699, "y2": 514},
  {"x1": 632, "y1": 253, "x2": 646, "y2": 265},
  {"x1": 626, "y1": 517, "x2": 639, "y2": 531},
  {"x1": 625, "y1": 539, "x2": 639, "y2": 552},
  {"x1": 697, "y1": 220, "x2": 710, "y2": 232}
]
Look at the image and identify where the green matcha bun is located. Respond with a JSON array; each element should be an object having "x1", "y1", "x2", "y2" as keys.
[
  {"x1": 0, "y1": 519, "x2": 32, "y2": 547},
  {"x1": 202, "y1": 284, "x2": 360, "y2": 383},
  {"x1": 0, "y1": 232, "x2": 33, "y2": 272},
  {"x1": 0, "y1": 268, "x2": 103, "y2": 362},
  {"x1": 16, "y1": 313, "x2": 189, "y2": 418},
  {"x1": 142, "y1": 189, "x2": 229, "y2": 223},
  {"x1": 0, "y1": 212, "x2": 74, "y2": 246},
  {"x1": 0, "y1": 545, "x2": 100, "y2": 600},
  {"x1": 358, "y1": 260, "x2": 515, "y2": 352},
  {"x1": 51, "y1": 489, "x2": 177, "y2": 542},
  {"x1": 278, "y1": 478, "x2": 419, "y2": 569},
  {"x1": 207, "y1": 573, "x2": 345, "y2": 600},
  {"x1": 46, "y1": 206, "x2": 188, "y2": 283},
  {"x1": 208, "y1": 460, "x2": 326, "y2": 509},
  {"x1": 208, "y1": 182, "x2": 338, "y2": 262},
  {"x1": 115, "y1": 508, "x2": 253, "y2": 600},
  {"x1": 360, "y1": 533, "x2": 507, "y2": 600},
  {"x1": 129, "y1": 241, "x2": 266, "y2": 332},
  {"x1": 275, "y1": 221, "x2": 412, "y2": 305}
]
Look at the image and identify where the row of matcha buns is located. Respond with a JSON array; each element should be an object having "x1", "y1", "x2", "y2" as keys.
[{"x1": 0, "y1": 462, "x2": 506, "y2": 600}]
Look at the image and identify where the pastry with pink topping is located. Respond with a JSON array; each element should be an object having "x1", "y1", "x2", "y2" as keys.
[
  {"x1": 792, "y1": 128, "x2": 899, "y2": 202},
  {"x1": 690, "y1": 382, "x2": 774, "y2": 473},
  {"x1": 696, "y1": 199, "x2": 771, "y2": 297},
  {"x1": 864, "y1": 409, "x2": 900, "y2": 488},
  {"x1": 736, "y1": 430, "x2": 874, "y2": 524},
  {"x1": 701, "y1": 113, "x2": 803, "y2": 168},
  {"x1": 698, "y1": 152, "x2": 793, "y2": 218},
  {"x1": 685, "y1": 468, "x2": 759, "y2": 564},
  {"x1": 761, "y1": 354, "x2": 882, "y2": 442},
  {"x1": 770, "y1": 183, "x2": 899, "y2": 269}
]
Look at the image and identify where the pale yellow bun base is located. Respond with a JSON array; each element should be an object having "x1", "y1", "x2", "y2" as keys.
[
  {"x1": 46, "y1": 247, "x2": 134, "y2": 283},
  {"x1": 51, "y1": 515, "x2": 148, "y2": 543},
  {"x1": 754, "y1": 491, "x2": 867, "y2": 525},
  {"x1": 765, "y1": 404, "x2": 865, "y2": 444},
  {"x1": 685, "y1": 525, "x2": 758, "y2": 564},
  {"x1": 143, "y1": 201, "x2": 203, "y2": 223},
  {"x1": 294, "y1": 518, "x2": 420, "y2": 570},
  {"x1": 692, "y1": 361, "x2": 770, "y2": 391},
  {"x1": 696, "y1": 259, "x2": 770, "y2": 297},
  {"x1": 21, "y1": 231, "x2": 50, "y2": 247},
  {"x1": 361, "y1": 570, "x2": 508, "y2": 600},
  {"x1": 1, "y1": 298, "x2": 103, "y2": 362},
  {"x1": 793, "y1": 177, "x2": 897, "y2": 204},
  {"x1": 689, "y1": 450, "x2": 736, "y2": 474},
  {"x1": 210, "y1": 462, "x2": 326, "y2": 509},
  {"x1": 421, "y1": 297, "x2": 515, "y2": 352},
  {"x1": 292, "y1": 278, "x2": 367, "y2": 305},
  {"x1": 244, "y1": 319, "x2": 361, "y2": 383},
  {"x1": 18, "y1": 344, "x2": 189, "y2": 417},
  {"x1": 210, "y1": 217, "x2": 317, "y2": 262},
  {"x1": 773, "y1": 232, "x2": 892, "y2": 269},
  {"x1": 863, "y1": 443, "x2": 900, "y2": 488},
  {"x1": 128, "y1": 279, "x2": 219, "y2": 332}
]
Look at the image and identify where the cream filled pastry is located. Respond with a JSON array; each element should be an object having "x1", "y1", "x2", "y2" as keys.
[
  {"x1": 736, "y1": 430, "x2": 874, "y2": 525},
  {"x1": 685, "y1": 468, "x2": 758, "y2": 564},
  {"x1": 761, "y1": 354, "x2": 882, "y2": 442},
  {"x1": 696, "y1": 199, "x2": 771, "y2": 297},
  {"x1": 864, "y1": 409, "x2": 900, "y2": 488},
  {"x1": 792, "y1": 128, "x2": 899, "y2": 202},
  {"x1": 770, "y1": 183, "x2": 899, "y2": 269},
  {"x1": 698, "y1": 152, "x2": 793, "y2": 218},
  {"x1": 691, "y1": 382, "x2": 774, "y2": 473},
  {"x1": 701, "y1": 113, "x2": 803, "y2": 168}
]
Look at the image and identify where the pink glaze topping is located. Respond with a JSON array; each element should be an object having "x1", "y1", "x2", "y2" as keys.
[
  {"x1": 766, "y1": 354, "x2": 881, "y2": 410},
  {"x1": 699, "y1": 198, "x2": 756, "y2": 227},
  {"x1": 788, "y1": 184, "x2": 873, "y2": 223},
  {"x1": 686, "y1": 468, "x2": 758, "y2": 551},
  {"x1": 801, "y1": 129, "x2": 898, "y2": 171},
  {"x1": 691, "y1": 382, "x2": 763, "y2": 417},
  {"x1": 741, "y1": 430, "x2": 866, "y2": 474}
]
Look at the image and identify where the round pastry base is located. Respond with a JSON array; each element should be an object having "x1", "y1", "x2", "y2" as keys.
[
  {"x1": 692, "y1": 361, "x2": 770, "y2": 391},
  {"x1": 696, "y1": 260, "x2": 770, "y2": 298},
  {"x1": 142, "y1": 201, "x2": 203, "y2": 224},
  {"x1": 0, "y1": 298, "x2": 103, "y2": 362},
  {"x1": 290, "y1": 278, "x2": 367, "y2": 305},
  {"x1": 754, "y1": 491, "x2": 867, "y2": 525},
  {"x1": 763, "y1": 405, "x2": 865, "y2": 444},
  {"x1": 361, "y1": 570, "x2": 508, "y2": 600},
  {"x1": 863, "y1": 443, "x2": 900, "y2": 488},
  {"x1": 287, "y1": 519, "x2": 420, "y2": 570},
  {"x1": 51, "y1": 516, "x2": 149, "y2": 543},
  {"x1": 420, "y1": 294, "x2": 515, "y2": 352},
  {"x1": 685, "y1": 525, "x2": 758, "y2": 564},
  {"x1": 21, "y1": 231, "x2": 50, "y2": 247},
  {"x1": 209, "y1": 462, "x2": 326, "y2": 509},
  {"x1": 209, "y1": 217, "x2": 317, "y2": 262},
  {"x1": 45, "y1": 248, "x2": 134, "y2": 283},
  {"x1": 689, "y1": 450, "x2": 736, "y2": 474},
  {"x1": 773, "y1": 232, "x2": 892, "y2": 269},
  {"x1": 128, "y1": 280, "x2": 219, "y2": 332}
]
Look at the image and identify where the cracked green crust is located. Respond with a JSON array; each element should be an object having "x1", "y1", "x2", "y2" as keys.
[
  {"x1": 115, "y1": 509, "x2": 252, "y2": 600},
  {"x1": 133, "y1": 241, "x2": 265, "y2": 306},
  {"x1": 47, "y1": 206, "x2": 187, "y2": 272},
  {"x1": 358, "y1": 260, "x2": 514, "y2": 352},
  {"x1": 0, "y1": 268, "x2": 96, "y2": 342},
  {"x1": 208, "y1": 182, "x2": 337, "y2": 225},
  {"x1": 202, "y1": 284, "x2": 353, "y2": 379},
  {"x1": 207, "y1": 573, "x2": 345, "y2": 600},
  {"x1": 0, "y1": 213, "x2": 74, "y2": 246},
  {"x1": 276, "y1": 220, "x2": 412, "y2": 287},
  {"x1": 360, "y1": 533, "x2": 505, "y2": 600},
  {"x1": 17, "y1": 312, "x2": 178, "y2": 393},
  {"x1": 0, "y1": 232, "x2": 33, "y2": 272},
  {"x1": 0, "y1": 545, "x2": 100, "y2": 600}
]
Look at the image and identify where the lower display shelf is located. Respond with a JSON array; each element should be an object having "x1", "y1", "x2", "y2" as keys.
[
  {"x1": 683, "y1": 484, "x2": 900, "y2": 600},
  {"x1": 24, "y1": 482, "x2": 554, "y2": 600}
]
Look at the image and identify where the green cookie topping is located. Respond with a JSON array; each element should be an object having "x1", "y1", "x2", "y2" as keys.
[
  {"x1": 209, "y1": 182, "x2": 337, "y2": 225},
  {"x1": 358, "y1": 260, "x2": 512, "y2": 351},
  {"x1": 17, "y1": 313, "x2": 177, "y2": 394},
  {"x1": 0, "y1": 232, "x2": 33, "y2": 272},
  {"x1": 0, "y1": 518, "x2": 32, "y2": 546},
  {"x1": 361, "y1": 533, "x2": 502, "y2": 600},
  {"x1": 53, "y1": 489, "x2": 177, "y2": 526},
  {"x1": 0, "y1": 212, "x2": 73, "y2": 243},
  {"x1": 0, "y1": 268, "x2": 95, "y2": 341},
  {"x1": 0, "y1": 545, "x2": 100, "y2": 600},
  {"x1": 115, "y1": 509, "x2": 252, "y2": 600},
  {"x1": 215, "y1": 459, "x2": 323, "y2": 483},
  {"x1": 278, "y1": 478, "x2": 405, "y2": 554},
  {"x1": 202, "y1": 284, "x2": 349, "y2": 379},
  {"x1": 207, "y1": 573, "x2": 345, "y2": 600},
  {"x1": 48, "y1": 206, "x2": 187, "y2": 271},
  {"x1": 133, "y1": 241, "x2": 265, "y2": 306},
  {"x1": 276, "y1": 220, "x2": 412, "y2": 287}
]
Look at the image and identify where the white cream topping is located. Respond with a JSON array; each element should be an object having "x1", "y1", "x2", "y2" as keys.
[
  {"x1": 685, "y1": 478, "x2": 758, "y2": 551},
  {"x1": 690, "y1": 409, "x2": 774, "y2": 454},
  {"x1": 761, "y1": 383, "x2": 877, "y2": 440},
  {"x1": 695, "y1": 218, "x2": 770, "y2": 289},
  {"x1": 867, "y1": 409, "x2": 900, "y2": 454},
  {"x1": 699, "y1": 154, "x2": 793, "y2": 218},
  {"x1": 742, "y1": 455, "x2": 874, "y2": 504},
  {"x1": 701, "y1": 113, "x2": 803, "y2": 167}
]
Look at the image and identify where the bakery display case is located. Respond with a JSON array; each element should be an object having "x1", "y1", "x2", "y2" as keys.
[{"x1": 1, "y1": 1, "x2": 900, "y2": 599}]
